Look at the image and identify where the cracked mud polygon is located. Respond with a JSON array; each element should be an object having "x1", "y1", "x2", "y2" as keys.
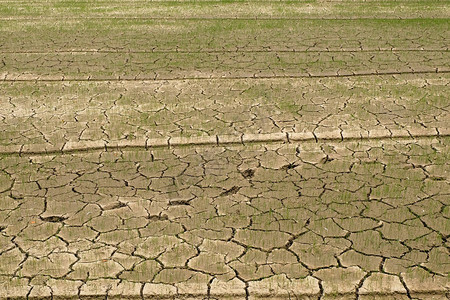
[{"x1": 0, "y1": 0, "x2": 449, "y2": 299}]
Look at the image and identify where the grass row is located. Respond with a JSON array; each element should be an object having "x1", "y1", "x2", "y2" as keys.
[{"x1": 0, "y1": 0, "x2": 449, "y2": 19}]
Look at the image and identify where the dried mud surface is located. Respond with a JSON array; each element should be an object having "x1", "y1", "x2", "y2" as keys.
[
  {"x1": 0, "y1": 139, "x2": 449, "y2": 298},
  {"x1": 0, "y1": 0, "x2": 449, "y2": 299},
  {"x1": 1, "y1": 76, "x2": 448, "y2": 151}
]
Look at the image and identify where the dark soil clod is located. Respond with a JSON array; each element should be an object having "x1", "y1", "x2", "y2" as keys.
[
  {"x1": 281, "y1": 163, "x2": 298, "y2": 170},
  {"x1": 220, "y1": 186, "x2": 241, "y2": 196},
  {"x1": 241, "y1": 169, "x2": 255, "y2": 178},
  {"x1": 40, "y1": 216, "x2": 67, "y2": 223},
  {"x1": 148, "y1": 214, "x2": 169, "y2": 221},
  {"x1": 168, "y1": 199, "x2": 190, "y2": 206},
  {"x1": 106, "y1": 202, "x2": 127, "y2": 210}
]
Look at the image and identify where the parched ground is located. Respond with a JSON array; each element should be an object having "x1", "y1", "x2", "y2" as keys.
[{"x1": 0, "y1": 0, "x2": 449, "y2": 299}]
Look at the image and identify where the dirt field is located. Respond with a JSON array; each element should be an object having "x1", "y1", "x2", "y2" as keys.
[{"x1": 0, "y1": 0, "x2": 449, "y2": 299}]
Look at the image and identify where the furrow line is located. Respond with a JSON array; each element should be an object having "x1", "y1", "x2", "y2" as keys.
[{"x1": 1, "y1": 129, "x2": 447, "y2": 156}]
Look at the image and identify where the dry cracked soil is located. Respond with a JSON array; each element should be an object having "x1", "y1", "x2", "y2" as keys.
[{"x1": 0, "y1": 0, "x2": 449, "y2": 299}]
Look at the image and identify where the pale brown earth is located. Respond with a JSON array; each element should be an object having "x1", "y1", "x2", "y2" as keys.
[
  {"x1": 1, "y1": 138, "x2": 449, "y2": 299},
  {"x1": 0, "y1": 0, "x2": 449, "y2": 299}
]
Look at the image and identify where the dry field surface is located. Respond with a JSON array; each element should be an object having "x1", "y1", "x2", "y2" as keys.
[{"x1": 0, "y1": 0, "x2": 449, "y2": 299}]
